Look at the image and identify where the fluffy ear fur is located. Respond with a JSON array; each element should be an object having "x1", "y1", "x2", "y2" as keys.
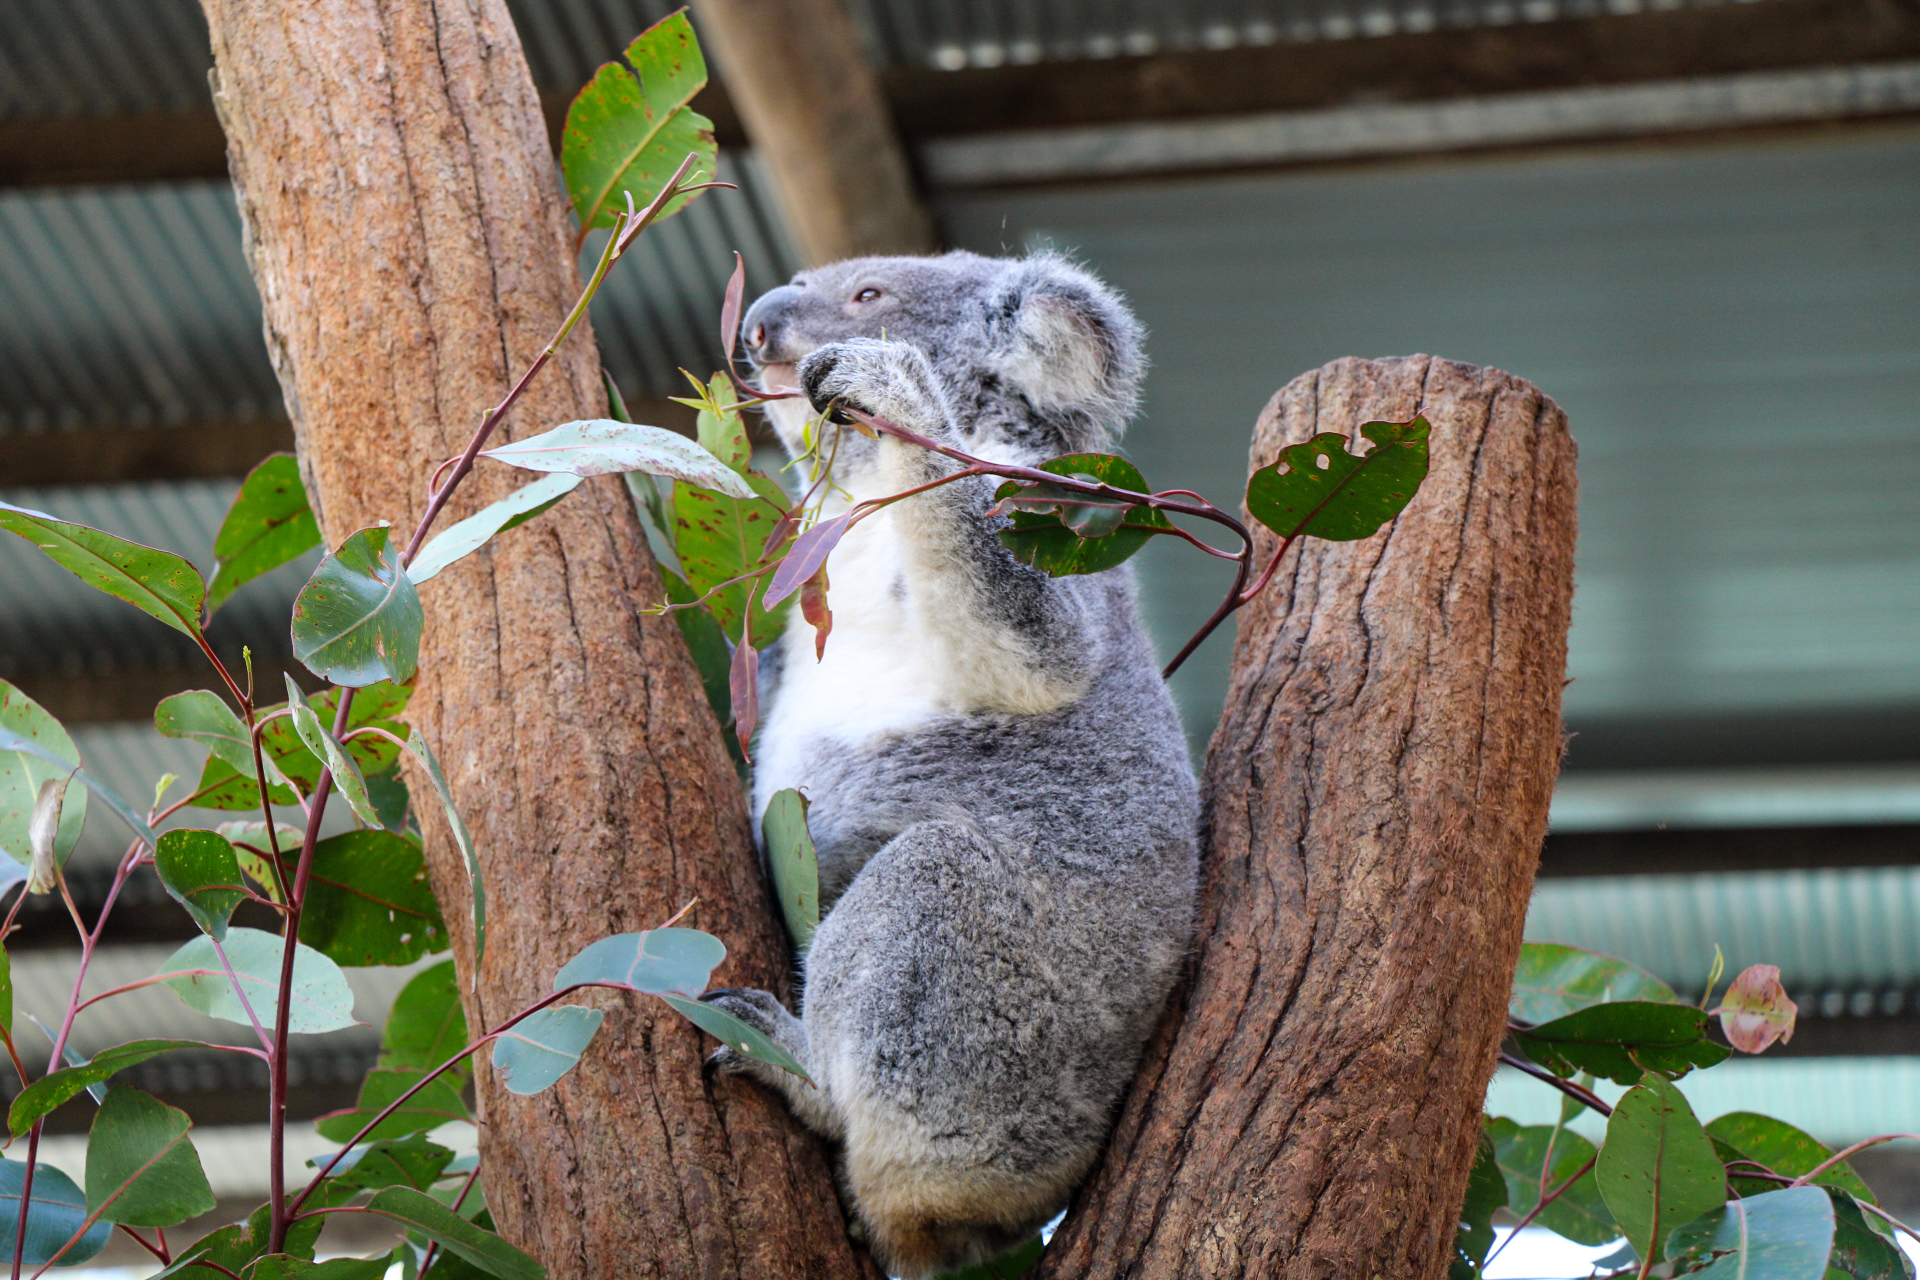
[{"x1": 988, "y1": 255, "x2": 1146, "y2": 453}]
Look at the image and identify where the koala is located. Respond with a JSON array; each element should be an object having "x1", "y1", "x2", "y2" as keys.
[{"x1": 699, "y1": 252, "x2": 1199, "y2": 1278}]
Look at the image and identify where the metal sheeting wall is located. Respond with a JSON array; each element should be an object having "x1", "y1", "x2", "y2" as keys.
[{"x1": 938, "y1": 130, "x2": 1920, "y2": 742}]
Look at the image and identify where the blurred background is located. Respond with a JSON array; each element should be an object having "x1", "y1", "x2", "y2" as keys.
[{"x1": 1, "y1": 0, "x2": 1915, "y2": 1271}]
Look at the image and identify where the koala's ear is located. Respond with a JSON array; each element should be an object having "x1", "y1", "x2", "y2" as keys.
[{"x1": 990, "y1": 257, "x2": 1145, "y2": 437}]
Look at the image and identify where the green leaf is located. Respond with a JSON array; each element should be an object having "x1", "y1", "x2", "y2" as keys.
[
  {"x1": 1451, "y1": 1132, "x2": 1507, "y2": 1278},
  {"x1": 0, "y1": 680, "x2": 86, "y2": 870},
  {"x1": 85, "y1": 1085, "x2": 216, "y2": 1226},
  {"x1": 993, "y1": 454, "x2": 1174, "y2": 577},
  {"x1": 186, "y1": 753, "x2": 296, "y2": 811},
  {"x1": 155, "y1": 690, "x2": 278, "y2": 785},
  {"x1": 1515, "y1": 1001, "x2": 1730, "y2": 1085},
  {"x1": 0, "y1": 499, "x2": 205, "y2": 637},
  {"x1": 1245, "y1": 417, "x2": 1431, "y2": 543},
  {"x1": 364, "y1": 1185, "x2": 543, "y2": 1280},
  {"x1": 0, "y1": 1156, "x2": 111, "y2": 1267},
  {"x1": 1596, "y1": 1073, "x2": 1726, "y2": 1265},
  {"x1": 366, "y1": 766, "x2": 413, "y2": 834},
  {"x1": 315, "y1": 1068, "x2": 467, "y2": 1143},
  {"x1": 247, "y1": 1257, "x2": 393, "y2": 1280},
  {"x1": 762, "y1": 789, "x2": 819, "y2": 950},
  {"x1": 217, "y1": 820, "x2": 298, "y2": 904},
  {"x1": 207, "y1": 454, "x2": 321, "y2": 615},
  {"x1": 405, "y1": 730, "x2": 484, "y2": 975},
  {"x1": 9, "y1": 1040, "x2": 222, "y2": 1135},
  {"x1": 256, "y1": 682, "x2": 408, "y2": 795},
  {"x1": 554, "y1": 928, "x2": 725, "y2": 995},
  {"x1": 657, "y1": 992, "x2": 809, "y2": 1081},
  {"x1": 481, "y1": 421, "x2": 754, "y2": 499},
  {"x1": 1666, "y1": 1185, "x2": 1835, "y2": 1279},
  {"x1": 300, "y1": 829, "x2": 447, "y2": 966},
  {"x1": 694, "y1": 374, "x2": 751, "y2": 473},
  {"x1": 933, "y1": 1233, "x2": 1045, "y2": 1279},
  {"x1": 1827, "y1": 1189, "x2": 1914, "y2": 1279},
  {"x1": 381, "y1": 960, "x2": 469, "y2": 1078},
  {"x1": 314, "y1": 1135, "x2": 455, "y2": 1193},
  {"x1": 562, "y1": 10, "x2": 716, "y2": 233},
  {"x1": 1706, "y1": 1113, "x2": 1881, "y2": 1209},
  {"x1": 1511, "y1": 942, "x2": 1679, "y2": 1025},
  {"x1": 673, "y1": 470, "x2": 793, "y2": 647},
  {"x1": 407, "y1": 472, "x2": 586, "y2": 585},
  {"x1": 291, "y1": 526, "x2": 424, "y2": 687},
  {"x1": 491, "y1": 1006, "x2": 605, "y2": 1095},
  {"x1": 158, "y1": 926, "x2": 359, "y2": 1035},
  {"x1": 158, "y1": 1183, "x2": 351, "y2": 1278},
  {"x1": 1484, "y1": 1117, "x2": 1617, "y2": 1245},
  {"x1": 154, "y1": 829, "x2": 249, "y2": 940},
  {"x1": 285, "y1": 677, "x2": 379, "y2": 828}
]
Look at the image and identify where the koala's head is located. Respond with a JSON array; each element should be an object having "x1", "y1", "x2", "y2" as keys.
[{"x1": 740, "y1": 251, "x2": 1144, "y2": 461}]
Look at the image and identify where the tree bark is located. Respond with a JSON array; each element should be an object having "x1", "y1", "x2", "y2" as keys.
[
  {"x1": 1041, "y1": 355, "x2": 1578, "y2": 1279},
  {"x1": 199, "y1": 3, "x2": 873, "y2": 1276}
]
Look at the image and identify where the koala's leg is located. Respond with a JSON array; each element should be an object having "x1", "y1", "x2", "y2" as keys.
[
  {"x1": 800, "y1": 340, "x2": 1099, "y2": 715},
  {"x1": 698, "y1": 987, "x2": 846, "y2": 1140}
]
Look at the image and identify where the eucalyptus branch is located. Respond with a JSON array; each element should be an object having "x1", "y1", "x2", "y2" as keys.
[
  {"x1": 1481, "y1": 1154, "x2": 1599, "y2": 1268},
  {"x1": 1788, "y1": 1134, "x2": 1920, "y2": 1189},
  {"x1": 1498, "y1": 1052, "x2": 1614, "y2": 1118}
]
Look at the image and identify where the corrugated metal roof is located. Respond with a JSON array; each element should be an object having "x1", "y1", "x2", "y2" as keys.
[
  {"x1": 0, "y1": 161, "x2": 797, "y2": 433},
  {"x1": 1550, "y1": 766, "x2": 1920, "y2": 833}
]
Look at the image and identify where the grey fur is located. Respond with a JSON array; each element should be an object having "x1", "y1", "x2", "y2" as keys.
[{"x1": 703, "y1": 252, "x2": 1198, "y2": 1278}]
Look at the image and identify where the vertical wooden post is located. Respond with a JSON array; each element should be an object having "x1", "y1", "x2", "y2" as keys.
[
  {"x1": 1041, "y1": 355, "x2": 1578, "y2": 1278},
  {"x1": 690, "y1": 0, "x2": 936, "y2": 264},
  {"x1": 199, "y1": 1, "x2": 873, "y2": 1274}
]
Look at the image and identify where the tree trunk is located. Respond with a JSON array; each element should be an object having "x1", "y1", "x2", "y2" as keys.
[
  {"x1": 199, "y1": 3, "x2": 873, "y2": 1276},
  {"x1": 1042, "y1": 355, "x2": 1578, "y2": 1279}
]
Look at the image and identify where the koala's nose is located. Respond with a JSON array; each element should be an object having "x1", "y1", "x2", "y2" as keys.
[{"x1": 741, "y1": 284, "x2": 804, "y2": 364}]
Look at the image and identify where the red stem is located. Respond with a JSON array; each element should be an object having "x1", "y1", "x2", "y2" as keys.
[{"x1": 1499, "y1": 1052, "x2": 1614, "y2": 1118}]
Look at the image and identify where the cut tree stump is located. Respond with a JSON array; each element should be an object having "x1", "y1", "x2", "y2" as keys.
[
  {"x1": 198, "y1": 2, "x2": 873, "y2": 1275},
  {"x1": 1041, "y1": 355, "x2": 1578, "y2": 1279}
]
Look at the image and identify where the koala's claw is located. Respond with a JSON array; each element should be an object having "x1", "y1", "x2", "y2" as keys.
[{"x1": 798, "y1": 345, "x2": 868, "y2": 422}]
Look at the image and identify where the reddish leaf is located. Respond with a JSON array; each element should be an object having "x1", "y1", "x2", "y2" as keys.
[
  {"x1": 722, "y1": 252, "x2": 746, "y2": 365},
  {"x1": 764, "y1": 513, "x2": 853, "y2": 609},
  {"x1": 801, "y1": 566, "x2": 832, "y2": 661},
  {"x1": 729, "y1": 635, "x2": 760, "y2": 761},
  {"x1": 1712, "y1": 964, "x2": 1798, "y2": 1053}
]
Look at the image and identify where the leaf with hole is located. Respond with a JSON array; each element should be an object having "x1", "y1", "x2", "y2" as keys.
[
  {"x1": 563, "y1": 9, "x2": 715, "y2": 235},
  {"x1": 1515, "y1": 1001, "x2": 1729, "y2": 1085},
  {"x1": 0, "y1": 1156, "x2": 111, "y2": 1267},
  {"x1": 0, "y1": 499, "x2": 205, "y2": 637},
  {"x1": 481, "y1": 420, "x2": 754, "y2": 499},
  {"x1": 9, "y1": 1040, "x2": 225, "y2": 1135},
  {"x1": 207, "y1": 454, "x2": 321, "y2": 615},
  {"x1": 1484, "y1": 1117, "x2": 1616, "y2": 1245},
  {"x1": 291, "y1": 526, "x2": 423, "y2": 687},
  {"x1": 1596, "y1": 1074, "x2": 1725, "y2": 1265},
  {"x1": 299, "y1": 830, "x2": 445, "y2": 966},
  {"x1": 762, "y1": 789, "x2": 819, "y2": 950},
  {"x1": 1246, "y1": 417, "x2": 1430, "y2": 543},
  {"x1": 154, "y1": 829, "x2": 248, "y2": 941},
  {"x1": 407, "y1": 472, "x2": 586, "y2": 585},
  {"x1": 491, "y1": 1005, "x2": 605, "y2": 1095},
  {"x1": 993, "y1": 454, "x2": 1173, "y2": 577},
  {"x1": 554, "y1": 928, "x2": 725, "y2": 995},
  {"x1": 1511, "y1": 942, "x2": 1679, "y2": 1025},
  {"x1": 1665, "y1": 1184, "x2": 1834, "y2": 1279},
  {"x1": 85, "y1": 1085, "x2": 216, "y2": 1227},
  {"x1": 364, "y1": 1185, "x2": 543, "y2": 1280},
  {"x1": 0, "y1": 680, "x2": 87, "y2": 872},
  {"x1": 158, "y1": 927, "x2": 359, "y2": 1035}
]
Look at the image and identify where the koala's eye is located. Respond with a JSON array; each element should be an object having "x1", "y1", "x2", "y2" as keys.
[{"x1": 852, "y1": 287, "x2": 884, "y2": 304}]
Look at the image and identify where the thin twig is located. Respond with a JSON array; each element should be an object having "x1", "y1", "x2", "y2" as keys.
[
  {"x1": 1789, "y1": 1134, "x2": 1920, "y2": 1189},
  {"x1": 1482, "y1": 1154, "x2": 1599, "y2": 1268},
  {"x1": 1498, "y1": 1053, "x2": 1614, "y2": 1117}
]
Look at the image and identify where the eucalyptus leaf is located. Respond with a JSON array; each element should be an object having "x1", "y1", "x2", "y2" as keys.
[
  {"x1": 157, "y1": 927, "x2": 359, "y2": 1035},
  {"x1": 1596, "y1": 1074, "x2": 1725, "y2": 1265},
  {"x1": 364, "y1": 1185, "x2": 543, "y2": 1280},
  {"x1": 673, "y1": 470, "x2": 793, "y2": 647},
  {"x1": 300, "y1": 829, "x2": 446, "y2": 966},
  {"x1": 1706, "y1": 1113, "x2": 1881, "y2": 1209},
  {"x1": 1665, "y1": 1185, "x2": 1834, "y2": 1279},
  {"x1": 1451, "y1": 1132, "x2": 1506, "y2": 1279},
  {"x1": 481, "y1": 421, "x2": 754, "y2": 499},
  {"x1": 85, "y1": 1085, "x2": 216, "y2": 1226},
  {"x1": 405, "y1": 730, "x2": 484, "y2": 976},
  {"x1": 0, "y1": 499, "x2": 205, "y2": 637},
  {"x1": 562, "y1": 9, "x2": 715, "y2": 234},
  {"x1": 315, "y1": 1134, "x2": 456, "y2": 1193},
  {"x1": 207, "y1": 453, "x2": 321, "y2": 615},
  {"x1": 381, "y1": 960, "x2": 470, "y2": 1078},
  {"x1": 9, "y1": 1039, "x2": 223, "y2": 1135},
  {"x1": 993, "y1": 454, "x2": 1173, "y2": 577},
  {"x1": 1484, "y1": 1117, "x2": 1616, "y2": 1245},
  {"x1": 762, "y1": 789, "x2": 819, "y2": 950},
  {"x1": 554, "y1": 928, "x2": 725, "y2": 995},
  {"x1": 1511, "y1": 942, "x2": 1679, "y2": 1025},
  {"x1": 155, "y1": 690, "x2": 277, "y2": 785},
  {"x1": 154, "y1": 829, "x2": 249, "y2": 940},
  {"x1": 1515, "y1": 1001, "x2": 1729, "y2": 1085},
  {"x1": 291, "y1": 525, "x2": 423, "y2": 686},
  {"x1": 1245, "y1": 417, "x2": 1430, "y2": 543},
  {"x1": 407, "y1": 472, "x2": 585, "y2": 585},
  {"x1": 934, "y1": 1233, "x2": 1045, "y2": 1280},
  {"x1": 285, "y1": 677, "x2": 379, "y2": 828},
  {"x1": 1827, "y1": 1188, "x2": 1915, "y2": 1279},
  {"x1": 661, "y1": 992, "x2": 808, "y2": 1080},
  {"x1": 491, "y1": 1005, "x2": 605, "y2": 1095},
  {"x1": 315, "y1": 1068, "x2": 467, "y2": 1144},
  {"x1": 0, "y1": 1156, "x2": 111, "y2": 1267},
  {"x1": 0, "y1": 680, "x2": 86, "y2": 871},
  {"x1": 157, "y1": 1182, "x2": 349, "y2": 1278},
  {"x1": 248, "y1": 1257, "x2": 393, "y2": 1280}
]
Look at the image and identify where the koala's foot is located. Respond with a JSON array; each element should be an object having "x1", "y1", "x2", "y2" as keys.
[
  {"x1": 697, "y1": 988, "x2": 844, "y2": 1139},
  {"x1": 799, "y1": 339, "x2": 958, "y2": 449}
]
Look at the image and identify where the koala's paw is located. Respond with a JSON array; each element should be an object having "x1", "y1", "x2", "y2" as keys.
[
  {"x1": 799, "y1": 339, "x2": 949, "y2": 439},
  {"x1": 699, "y1": 987, "x2": 797, "y2": 1078}
]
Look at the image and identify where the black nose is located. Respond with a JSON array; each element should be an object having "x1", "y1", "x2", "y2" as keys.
[{"x1": 741, "y1": 284, "x2": 804, "y2": 362}]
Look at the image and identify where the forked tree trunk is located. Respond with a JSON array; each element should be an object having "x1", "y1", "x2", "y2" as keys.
[
  {"x1": 1041, "y1": 355, "x2": 1578, "y2": 1279},
  {"x1": 199, "y1": 3, "x2": 874, "y2": 1276}
]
